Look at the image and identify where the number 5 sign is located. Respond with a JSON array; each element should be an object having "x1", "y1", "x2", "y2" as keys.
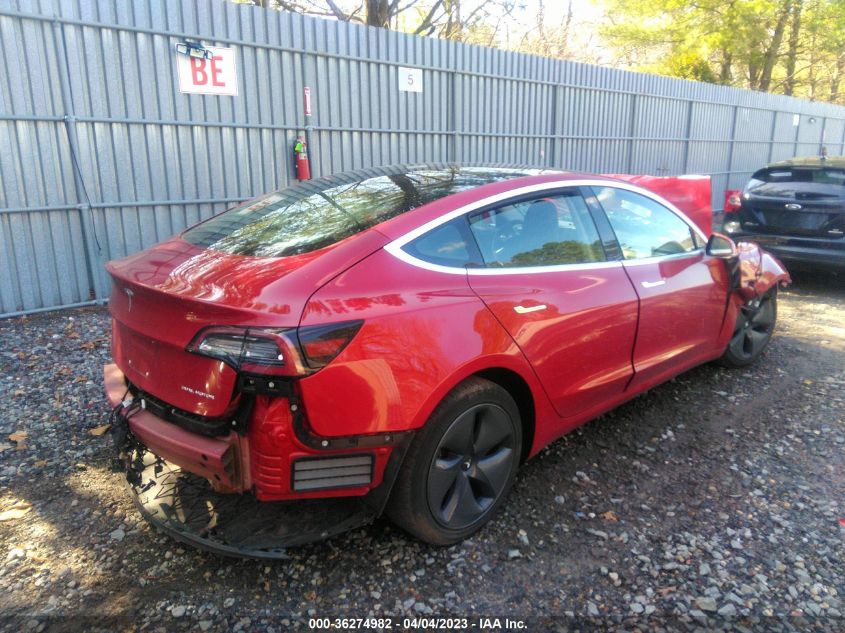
[
  {"x1": 177, "y1": 45, "x2": 238, "y2": 96},
  {"x1": 398, "y1": 66, "x2": 423, "y2": 93}
]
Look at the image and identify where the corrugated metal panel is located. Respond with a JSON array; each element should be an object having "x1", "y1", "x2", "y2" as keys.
[{"x1": 3, "y1": 0, "x2": 845, "y2": 315}]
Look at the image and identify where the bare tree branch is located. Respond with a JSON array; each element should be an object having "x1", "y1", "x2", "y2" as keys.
[
  {"x1": 324, "y1": 0, "x2": 353, "y2": 21},
  {"x1": 414, "y1": 0, "x2": 445, "y2": 35}
]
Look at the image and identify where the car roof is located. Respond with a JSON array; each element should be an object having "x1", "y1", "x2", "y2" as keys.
[
  {"x1": 279, "y1": 163, "x2": 566, "y2": 198},
  {"x1": 368, "y1": 167, "x2": 623, "y2": 240},
  {"x1": 767, "y1": 156, "x2": 845, "y2": 169}
]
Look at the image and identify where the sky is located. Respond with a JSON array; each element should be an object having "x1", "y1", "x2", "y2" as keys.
[{"x1": 502, "y1": 0, "x2": 610, "y2": 62}]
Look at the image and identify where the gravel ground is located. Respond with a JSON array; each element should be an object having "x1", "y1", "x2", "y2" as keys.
[{"x1": 0, "y1": 271, "x2": 843, "y2": 632}]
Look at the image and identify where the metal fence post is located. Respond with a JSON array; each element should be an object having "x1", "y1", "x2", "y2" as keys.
[
  {"x1": 682, "y1": 99, "x2": 694, "y2": 174},
  {"x1": 299, "y1": 27, "x2": 315, "y2": 179},
  {"x1": 766, "y1": 111, "x2": 778, "y2": 163},
  {"x1": 450, "y1": 70, "x2": 459, "y2": 163},
  {"x1": 840, "y1": 121, "x2": 845, "y2": 155},
  {"x1": 726, "y1": 105, "x2": 739, "y2": 187},
  {"x1": 626, "y1": 93, "x2": 638, "y2": 173},
  {"x1": 548, "y1": 84, "x2": 559, "y2": 168},
  {"x1": 819, "y1": 117, "x2": 827, "y2": 154},
  {"x1": 51, "y1": 14, "x2": 100, "y2": 301}
]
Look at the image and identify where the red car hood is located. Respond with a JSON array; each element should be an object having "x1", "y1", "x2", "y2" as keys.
[{"x1": 106, "y1": 230, "x2": 388, "y2": 416}]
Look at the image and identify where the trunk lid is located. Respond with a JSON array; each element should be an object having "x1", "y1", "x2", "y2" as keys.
[{"x1": 107, "y1": 231, "x2": 387, "y2": 416}]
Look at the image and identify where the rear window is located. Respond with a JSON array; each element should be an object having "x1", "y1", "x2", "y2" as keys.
[
  {"x1": 182, "y1": 167, "x2": 543, "y2": 257},
  {"x1": 746, "y1": 168, "x2": 845, "y2": 199}
]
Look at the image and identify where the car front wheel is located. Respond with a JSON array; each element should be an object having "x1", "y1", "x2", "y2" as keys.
[
  {"x1": 718, "y1": 288, "x2": 777, "y2": 368},
  {"x1": 386, "y1": 377, "x2": 522, "y2": 545}
]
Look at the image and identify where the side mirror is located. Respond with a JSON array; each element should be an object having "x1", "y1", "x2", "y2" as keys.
[{"x1": 706, "y1": 233, "x2": 738, "y2": 259}]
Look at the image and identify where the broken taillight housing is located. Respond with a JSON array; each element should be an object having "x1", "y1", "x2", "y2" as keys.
[{"x1": 187, "y1": 321, "x2": 363, "y2": 376}]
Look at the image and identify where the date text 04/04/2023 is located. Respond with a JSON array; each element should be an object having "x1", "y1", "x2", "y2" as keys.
[{"x1": 307, "y1": 617, "x2": 527, "y2": 630}]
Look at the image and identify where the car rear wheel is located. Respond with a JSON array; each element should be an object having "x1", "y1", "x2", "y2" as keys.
[
  {"x1": 386, "y1": 378, "x2": 521, "y2": 545},
  {"x1": 718, "y1": 288, "x2": 777, "y2": 368}
]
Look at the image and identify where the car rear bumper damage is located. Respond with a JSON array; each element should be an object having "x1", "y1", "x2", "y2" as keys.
[
  {"x1": 105, "y1": 364, "x2": 244, "y2": 489},
  {"x1": 104, "y1": 364, "x2": 413, "y2": 557}
]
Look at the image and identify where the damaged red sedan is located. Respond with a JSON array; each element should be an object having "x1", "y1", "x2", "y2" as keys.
[{"x1": 104, "y1": 165, "x2": 789, "y2": 557}]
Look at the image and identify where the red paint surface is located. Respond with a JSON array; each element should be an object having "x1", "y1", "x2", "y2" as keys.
[
  {"x1": 468, "y1": 266, "x2": 638, "y2": 418},
  {"x1": 106, "y1": 230, "x2": 388, "y2": 414},
  {"x1": 105, "y1": 172, "x2": 789, "y2": 501},
  {"x1": 622, "y1": 252, "x2": 729, "y2": 390}
]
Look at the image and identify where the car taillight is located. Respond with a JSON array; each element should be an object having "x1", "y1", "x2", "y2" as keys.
[
  {"x1": 724, "y1": 189, "x2": 742, "y2": 214},
  {"x1": 187, "y1": 321, "x2": 362, "y2": 376},
  {"x1": 187, "y1": 326, "x2": 304, "y2": 376},
  {"x1": 297, "y1": 321, "x2": 363, "y2": 369}
]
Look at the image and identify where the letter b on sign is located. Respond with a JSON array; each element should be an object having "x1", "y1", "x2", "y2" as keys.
[{"x1": 177, "y1": 46, "x2": 238, "y2": 96}]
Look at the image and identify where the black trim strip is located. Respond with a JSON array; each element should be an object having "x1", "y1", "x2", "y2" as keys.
[{"x1": 125, "y1": 380, "x2": 255, "y2": 437}]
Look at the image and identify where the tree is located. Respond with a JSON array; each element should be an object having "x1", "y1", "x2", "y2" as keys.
[
  {"x1": 600, "y1": 0, "x2": 845, "y2": 104},
  {"x1": 240, "y1": 0, "x2": 520, "y2": 38},
  {"x1": 241, "y1": 0, "x2": 845, "y2": 104},
  {"x1": 783, "y1": 0, "x2": 802, "y2": 95}
]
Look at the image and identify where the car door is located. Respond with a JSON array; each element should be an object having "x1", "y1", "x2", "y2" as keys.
[
  {"x1": 590, "y1": 185, "x2": 731, "y2": 391},
  {"x1": 465, "y1": 187, "x2": 639, "y2": 419}
]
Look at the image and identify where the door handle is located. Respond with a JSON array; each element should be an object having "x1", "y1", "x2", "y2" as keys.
[
  {"x1": 514, "y1": 304, "x2": 547, "y2": 314},
  {"x1": 641, "y1": 280, "x2": 666, "y2": 288}
]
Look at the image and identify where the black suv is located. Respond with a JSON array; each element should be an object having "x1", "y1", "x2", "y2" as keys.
[{"x1": 723, "y1": 156, "x2": 845, "y2": 271}]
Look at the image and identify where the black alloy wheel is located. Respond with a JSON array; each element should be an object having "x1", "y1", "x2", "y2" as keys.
[
  {"x1": 426, "y1": 403, "x2": 516, "y2": 530},
  {"x1": 386, "y1": 377, "x2": 522, "y2": 545},
  {"x1": 719, "y1": 288, "x2": 777, "y2": 367}
]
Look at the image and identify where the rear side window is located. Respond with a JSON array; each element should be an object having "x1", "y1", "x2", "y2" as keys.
[
  {"x1": 402, "y1": 218, "x2": 481, "y2": 267},
  {"x1": 467, "y1": 190, "x2": 606, "y2": 267},
  {"x1": 593, "y1": 187, "x2": 697, "y2": 260}
]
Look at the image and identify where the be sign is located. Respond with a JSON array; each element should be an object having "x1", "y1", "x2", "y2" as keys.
[{"x1": 177, "y1": 46, "x2": 238, "y2": 96}]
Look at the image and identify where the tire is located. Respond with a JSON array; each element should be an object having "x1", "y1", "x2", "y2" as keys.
[
  {"x1": 386, "y1": 377, "x2": 522, "y2": 545},
  {"x1": 718, "y1": 287, "x2": 778, "y2": 368}
]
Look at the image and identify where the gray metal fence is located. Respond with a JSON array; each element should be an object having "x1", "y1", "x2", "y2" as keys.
[{"x1": 3, "y1": 0, "x2": 845, "y2": 317}]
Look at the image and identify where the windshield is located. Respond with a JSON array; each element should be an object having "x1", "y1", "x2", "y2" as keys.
[
  {"x1": 746, "y1": 167, "x2": 845, "y2": 200},
  {"x1": 182, "y1": 166, "x2": 546, "y2": 257}
]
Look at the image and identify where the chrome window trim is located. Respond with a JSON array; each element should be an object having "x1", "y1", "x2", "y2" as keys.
[{"x1": 383, "y1": 178, "x2": 709, "y2": 275}]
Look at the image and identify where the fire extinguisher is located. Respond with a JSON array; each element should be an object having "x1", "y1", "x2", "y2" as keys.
[{"x1": 294, "y1": 137, "x2": 311, "y2": 181}]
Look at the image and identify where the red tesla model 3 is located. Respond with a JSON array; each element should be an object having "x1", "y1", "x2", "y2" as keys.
[{"x1": 103, "y1": 165, "x2": 789, "y2": 556}]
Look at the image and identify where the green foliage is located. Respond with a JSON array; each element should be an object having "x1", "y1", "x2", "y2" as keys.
[
  {"x1": 660, "y1": 52, "x2": 720, "y2": 84},
  {"x1": 601, "y1": 0, "x2": 845, "y2": 104}
]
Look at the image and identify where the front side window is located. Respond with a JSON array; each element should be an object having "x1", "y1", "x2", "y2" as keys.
[
  {"x1": 467, "y1": 190, "x2": 605, "y2": 267},
  {"x1": 592, "y1": 187, "x2": 697, "y2": 260}
]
